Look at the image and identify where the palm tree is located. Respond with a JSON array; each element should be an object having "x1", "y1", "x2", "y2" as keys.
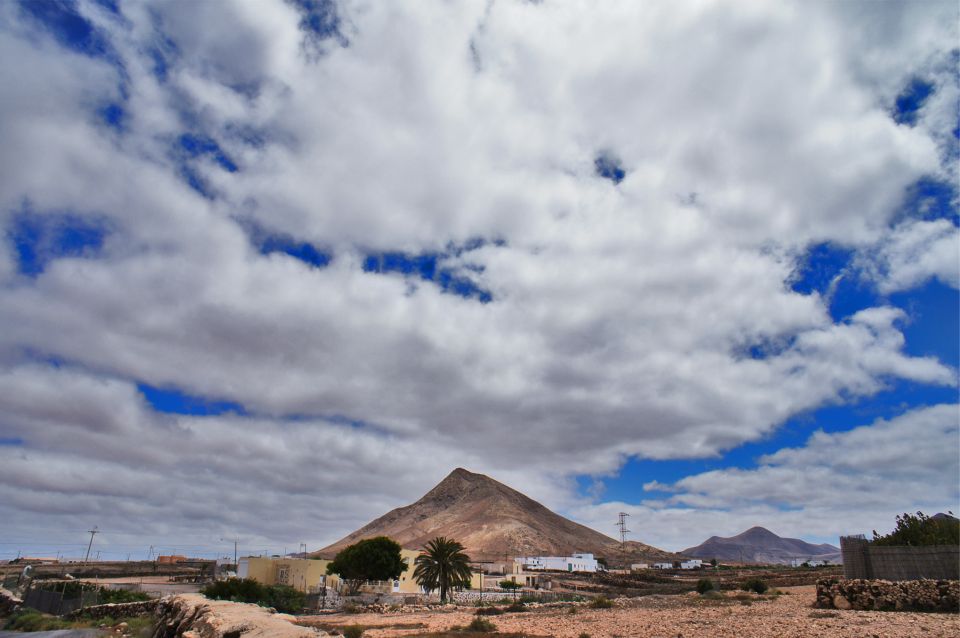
[{"x1": 413, "y1": 537, "x2": 474, "y2": 603}]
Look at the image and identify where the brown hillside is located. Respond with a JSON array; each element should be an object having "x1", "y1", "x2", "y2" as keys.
[{"x1": 313, "y1": 468, "x2": 679, "y2": 564}]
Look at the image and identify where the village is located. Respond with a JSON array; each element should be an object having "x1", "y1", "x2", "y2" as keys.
[{"x1": 1, "y1": 473, "x2": 955, "y2": 637}]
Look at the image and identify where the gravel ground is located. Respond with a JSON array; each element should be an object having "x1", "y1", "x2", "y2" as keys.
[{"x1": 299, "y1": 586, "x2": 960, "y2": 637}]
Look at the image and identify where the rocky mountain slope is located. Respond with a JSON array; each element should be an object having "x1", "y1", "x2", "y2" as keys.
[
  {"x1": 313, "y1": 468, "x2": 678, "y2": 564},
  {"x1": 682, "y1": 526, "x2": 841, "y2": 564}
]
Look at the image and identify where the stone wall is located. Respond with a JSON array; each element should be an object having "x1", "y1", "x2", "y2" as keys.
[
  {"x1": 816, "y1": 577, "x2": 959, "y2": 612},
  {"x1": 65, "y1": 599, "x2": 158, "y2": 620}
]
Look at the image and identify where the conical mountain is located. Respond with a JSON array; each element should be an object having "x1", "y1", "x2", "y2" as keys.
[
  {"x1": 682, "y1": 526, "x2": 841, "y2": 565},
  {"x1": 313, "y1": 468, "x2": 678, "y2": 563}
]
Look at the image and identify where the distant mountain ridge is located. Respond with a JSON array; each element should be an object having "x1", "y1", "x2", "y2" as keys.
[
  {"x1": 313, "y1": 468, "x2": 679, "y2": 564},
  {"x1": 682, "y1": 526, "x2": 841, "y2": 565}
]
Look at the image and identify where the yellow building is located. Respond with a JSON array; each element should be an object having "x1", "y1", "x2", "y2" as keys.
[
  {"x1": 237, "y1": 556, "x2": 334, "y2": 593},
  {"x1": 357, "y1": 549, "x2": 486, "y2": 594}
]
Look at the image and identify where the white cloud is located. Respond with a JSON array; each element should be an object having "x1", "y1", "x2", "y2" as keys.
[
  {"x1": 571, "y1": 404, "x2": 960, "y2": 550},
  {"x1": 863, "y1": 219, "x2": 960, "y2": 293},
  {"x1": 0, "y1": 0, "x2": 956, "y2": 555}
]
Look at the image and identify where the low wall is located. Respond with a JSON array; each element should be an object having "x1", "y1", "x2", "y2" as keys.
[
  {"x1": 816, "y1": 577, "x2": 959, "y2": 612},
  {"x1": 66, "y1": 599, "x2": 158, "y2": 620}
]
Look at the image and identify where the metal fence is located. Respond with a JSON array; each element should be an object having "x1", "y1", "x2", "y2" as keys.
[
  {"x1": 22, "y1": 586, "x2": 99, "y2": 616},
  {"x1": 840, "y1": 536, "x2": 960, "y2": 581}
]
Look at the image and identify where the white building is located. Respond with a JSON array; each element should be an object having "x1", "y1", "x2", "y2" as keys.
[
  {"x1": 516, "y1": 553, "x2": 599, "y2": 573},
  {"x1": 653, "y1": 562, "x2": 673, "y2": 570},
  {"x1": 791, "y1": 558, "x2": 829, "y2": 567},
  {"x1": 631, "y1": 563, "x2": 649, "y2": 571},
  {"x1": 680, "y1": 559, "x2": 703, "y2": 570}
]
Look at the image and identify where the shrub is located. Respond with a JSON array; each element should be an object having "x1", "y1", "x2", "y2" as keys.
[
  {"x1": 579, "y1": 633, "x2": 591, "y2": 638},
  {"x1": 567, "y1": 605, "x2": 578, "y2": 614},
  {"x1": 741, "y1": 578, "x2": 768, "y2": 594},
  {"x1": 99, "y1": 588, "x2": 152, "y2": 604},
  {"x1": 342, "y1": 625, "x2": 365, "y2": 638},
  {"x1": 467, "y1": 616, "x2": 497, "y2": 632},
  {"x1": 474, "y1": 607, "x2": 503, "y2": 616},
  {"x1": 200, "y1": 578, "x2": 306, "y2": 614},
  {"x1": 588, "y1": 596, "x2": 613, "y2": 609},
  {"x1": 4, "y1": 609, "x2": 70, "y2": 632},
  {"x1": 872, "y1": 511, "x2": 959, "y2": 546},
  {"x1": 695, "y1": 578, "x2": 715, "y2": 594},
  {"x1": 505, "y1": 601, "x2": 526, "y2": 613}
]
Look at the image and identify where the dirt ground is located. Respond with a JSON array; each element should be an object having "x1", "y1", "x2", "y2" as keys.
[
  {"x1": 73, "y1": 576, "x2": 202, "y2": 596},
  {"x1": 297, "y1": 586, "x2": 960, "y2": 638}
]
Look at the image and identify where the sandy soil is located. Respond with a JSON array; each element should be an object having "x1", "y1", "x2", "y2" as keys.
[
  {"x1": 298, "y1": 586, "x2": 960, "y2": 638},
  {"x1": 74, "y1": 576, "x2": 201, "y2": 596}
]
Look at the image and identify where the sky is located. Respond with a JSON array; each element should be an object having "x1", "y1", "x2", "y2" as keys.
[{"x1": 0, "y1": 0, "x2": 957, "y2": 561}]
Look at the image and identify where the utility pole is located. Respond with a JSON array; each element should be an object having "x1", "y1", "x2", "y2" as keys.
[
  {"x1": 83, "y1": 527, "x2": 99, "y2": 564},
  {"x1": 221, "y1": 538, "x2": 238, "y2": 566}
]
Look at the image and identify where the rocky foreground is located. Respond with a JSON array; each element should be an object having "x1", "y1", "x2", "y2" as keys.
[
  {"x1": 152, "y1": 594, "x2": 320, "y2": 638},
  {"x1": 298, "y1": 586, "x2": 960, "y2": 638}
]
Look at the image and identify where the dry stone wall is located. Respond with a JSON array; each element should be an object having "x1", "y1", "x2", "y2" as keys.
[
  {"x1": 65, "y1": 599, "x2": 158, "y2": 620},
  {"x1": 816, "y1": 577, "x2": 959, "y2": 612}
]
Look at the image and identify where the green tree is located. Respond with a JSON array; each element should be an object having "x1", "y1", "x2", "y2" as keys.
[
  {"x1": 872, "y1": 511, "x2": 959, "y2": 547},
  {"x1": 327, "y1": 537, "x2": 407, "y2": 595},
  {"x1": 412, "y1": 537, "x2": 474, "y2": 603}
]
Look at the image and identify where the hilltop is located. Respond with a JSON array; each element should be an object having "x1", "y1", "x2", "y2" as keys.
[
  {"x1": 682, "y1": 526, "x2": 841, "y2": 565},
  {"x1": 313, "y1": 468, "x2": 678, "y2": 564}
]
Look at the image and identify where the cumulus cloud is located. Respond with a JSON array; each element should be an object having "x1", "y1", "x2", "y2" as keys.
[
  {"x1": 863, "y1": 219, "x2": 959, "y2": 293},
  {"x1": 0, "y1": 0, "x2": 956, "y2": 555},
  {"x1": 572, "y1": 404, "x2": 960, "y2": 550}
]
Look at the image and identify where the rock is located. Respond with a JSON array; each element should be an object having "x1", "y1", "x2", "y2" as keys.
[{"x1": 832, "y1": 595, "x2": 851, "y2": 610}]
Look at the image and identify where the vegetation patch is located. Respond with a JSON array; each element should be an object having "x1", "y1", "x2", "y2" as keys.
[
  {"x1": 2, "y1": 608, "x2": 154, "y2": 636},
  {"x1": 740, "y1": 578, "x2": 768, "y2": 594},
  {"x1": 467, "y1": 616, "x2": 497, "y2": 632},
  {"x1": 342, "y1": 624, "x2": 365, "y2": 638},
  {"x1": 201, "y1": 577, "x2": 306, "y2": 614},
  {"x1": 588, "y1": 595, "x2": 614, "y2": 609}
]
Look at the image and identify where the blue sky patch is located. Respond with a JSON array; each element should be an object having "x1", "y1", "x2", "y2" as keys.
[
  {"x1": 99, "y1": 102, "x2": 124, "y2": 130},
  {"x1": 893, "y1": 77, "x2": 935, "y2": 126},
  {"x1": 289, "y1": 0, "x2": 349, "y2": 48},
  {"x1": 363, "y1": 248, "x2": 493, "y2": 303},
  {"x1": 0, "y1": 437, "x2": 25, "y2": 446},
  {"x1": 898, "y1": 177, "x2": 959, "y2": 225},
  {"x1": 7, "y1": 210, "x2": 109, "y2": 276},
  {"x1": 791, "y1": 242, "x2": 853, "y2": 296},
  {"x1": 891, "y1": 279, "x2": 960, "y2": 368},
  {"x1": 179, "y1": 134, "x2": 238, "y2": 173},
  {"x1": 594, "y1": 152, "x2": 625, "y2": 184},
  {"x1": 138, "y1": 383, "x2": 247, "y2": 416},
  {"x1": 240, "y1": 219, "x2": 332, "y2": 269},
  {"x1": 259, "y1": 235, "x2": 332, "y2": 269},
  {"x1": 19, "y1": 0, "x2": 112, "y2": 58}
]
